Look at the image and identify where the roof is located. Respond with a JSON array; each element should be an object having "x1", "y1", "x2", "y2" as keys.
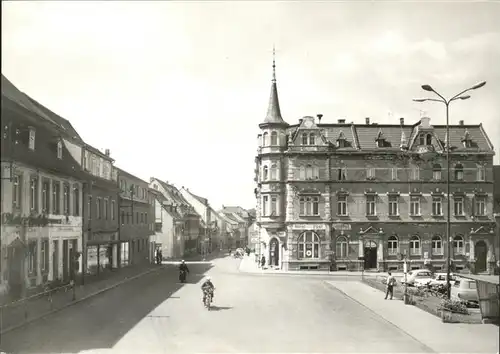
[
  {"x1": 459, "y1": 274, "x2": 499, "y2": 285},
  {"x1": 223, "y1": 212, "x2": 246, "y2": 224},
  {"x1": 222, "y1": 206, "x2": 249, "y2": 218},
  {"x1": 183, "y1": 188, "x2": 208, "y2": 205},
  {"x1": 115, "y1": 166, "x2": 149, "y2": 185},
  {"x1": 218, "y1": 212, "x2": 238, "y2": 225},
  {"x1": 150, "y1": 178, "x2": 200, "y2": 218},
  {"x1": 261, "y1": 53, "x2": 287, "y2": 126}
]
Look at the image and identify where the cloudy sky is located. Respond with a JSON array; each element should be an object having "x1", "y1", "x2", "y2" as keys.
[{"x1": 2, "y1": 1, "x2": 499, "y2": 210}]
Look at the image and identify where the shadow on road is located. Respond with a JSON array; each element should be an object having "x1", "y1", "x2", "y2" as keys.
[
  {"x1": 209, "y1": 306, "x2": 233, "y2": 311},
  {"x1": 0, "y1": 263, "x2": 214, "y2": 354}
]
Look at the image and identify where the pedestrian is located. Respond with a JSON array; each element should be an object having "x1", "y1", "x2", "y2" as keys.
[
  {"x1": 385, "y1": 271, "x2": 396, "y2": 300},
  {"x1": 261, "y1": 255, "x2": 266, "y2": 268}
]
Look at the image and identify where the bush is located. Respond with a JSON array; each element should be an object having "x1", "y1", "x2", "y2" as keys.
[{"x1": 440, "y1": 299, "x2": 469, "y2": 315}]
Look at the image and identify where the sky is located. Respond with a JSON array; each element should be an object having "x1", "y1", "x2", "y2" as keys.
[{"x1": 2, "y1": 1, "x2": 500, "y2": 211}]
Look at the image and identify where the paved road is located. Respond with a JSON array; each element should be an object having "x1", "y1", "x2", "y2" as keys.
[{"x1": 0, "y1": 257, "x2": 433, "y2": 353}]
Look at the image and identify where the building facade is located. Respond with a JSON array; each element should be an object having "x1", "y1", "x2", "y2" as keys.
[
  {"x1": 1, "y1": 76, "x2": 86, "y2": 298},
  {"x1": 254, "y1": 62, "x2": 497, "y2": 273},
  {"x1": 117, "y1": 169, "x2": 155, "y2": 266},
  {"x1": 494, "y1": 165, "x2": 500, "y2": 264}
]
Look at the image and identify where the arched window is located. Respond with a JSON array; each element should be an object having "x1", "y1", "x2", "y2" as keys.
[
  {"x1": 270, "y1": 131, "x2": 278, "y2": 145},
  {"x1": 270, "y1": 164, "x2": 277, "y2": 180},
  {"x1": 410, "y1": 235, "x2": 421, "y2": 255},
  {"x1": 297, "y1": 231, "x2": 320, "y2": 259},
  {"x1": 306, "y1": 165, "x2": 313, "y2": 179},
  {"x1": 476, "y1": 165, "x2": 485, "y2": 181},
  {"x1": 453, "y1": 235, "x2": 465, "y2": 255},
  {"x1": 426, "y1": 134, "x2": 432, "y2": 145},
  {"x1": 262, "y1": 132, "x2": 269, "y2": 146},
  {"x1": 302, "y1": 133, "x2": 308, "y2": 145},
  {"x1": 309, "y1": 133, "x2": 315, "y2": 145},
  {"x1": 263, "y1": 166, "x2": 268, "y2": 180},
  {"x1": 299, "y1": 166, "x2": 306, "y2": 180},
  {"x1": 419, "y1": 134, "x2": 425, "y2": 145},
  {"x1": 432, "y1": 164, "x2": 442, "y2": 180},
  {"x1": 431, "y1": 235, "x2": 443, "y2": 255},
  {"x1": 387, "y1": 235, "x2": 398, "y2": 255},
  {"x1": 454, "y1": 164, "x2": 464, "y2": 180},
  {"x1": 313, "y1": 166, "x2": 319, "y2": 179},
  {"x1": 336, "y1": 236, "x2": 348, "y2": 259}
]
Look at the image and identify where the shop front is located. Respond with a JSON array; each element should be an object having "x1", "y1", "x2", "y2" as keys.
[
  {"x1": 287, "y1": 223, "x2": 331, "y2": 271},
  {"x1": 85, "y1": 231, "x2": 119, "y2": 276}
]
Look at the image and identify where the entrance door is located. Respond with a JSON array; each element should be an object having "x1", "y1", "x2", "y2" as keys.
[
  {"x1": 62, "y1": 240, "x2": 69, "y2": 282},
  {"x1": 475, "y1": 240, "x2": 488, "y2": 273},
  {"x1": 7, "y1": 243, "x2": 23, "y2": 299},
  {"x1": 269, "y1": 238, "x2": 279, "y2": 266},
  {"x1": 364, "y1": 241, "x2": 378, "y2": 269}
]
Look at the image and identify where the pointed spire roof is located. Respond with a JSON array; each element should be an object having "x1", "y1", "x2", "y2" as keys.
[{"x1": 262, "y1": 46, "x2": 287, "y2": 126}]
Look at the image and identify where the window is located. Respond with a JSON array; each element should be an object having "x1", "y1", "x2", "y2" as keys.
[
  {"x1": 41, "y1": 239, "x2": 49, "y2": 271},
  {"x1": 336, "y1": 237, "x2": 348, "y2": 259},
  {"x1": 391, "y1": 167, "x2": 397, "y2": 181},
  {"x1": 121, "y1": 210, "x2": 125, "y2": 225},
  {"x1": 104, "y1": 198, "x2": 109, "y2": 220},
  {"x1": 454, "y1": 164, "x2": 464, "y2": 180},
  {"x1": 262, "y1": 196, "x2": 268, "y2": 216},
  {"x1": 337, "y1": 195, "x2": 348, "y2": 216},
  {"x1": 12, "y1": 175, "x2": 21, "y2": 209},
  {"x1": 367, "y1": 168, "x2": 375, "y2": 179},
  {"x1": 410, "y1": 235, "x2": 421, "y2": 255},
  {"x1": 63, "y1": 184, "x2": 70, "y2": 215},
  {"x1": 297, "y1": 231, "x2": 320, "y2": 259},
  {"x1": 299, "y1": 196, "x2": 319, "y2": 216},
  {"x1": 263, "y1": 166, "x2": 268, "y2": 181},
  {"x1": 477, "y1": 165, "x2": 485, "y2": 181},
  {"x1": 388, "y1": 195, "x2": 399, "y2": 216},
  {"x1": 410, "y1": 196, "x2": 420, "y2": 216},
  {"x1": 262, "y1": 132, "x2": 268, "y2": 146},
  {"x1": 302, "y1": 133, "x2": 308, "y2": 145},
  {"x1": 57, "y1": 141, "x2": 63, "y2": 159},
  {"x1": 387, "y1": 235, "x2": 398, "y2": 255},
  {"x1": 53, "y1": 182, "x2": 60, "y2": 214},
  {"x1": 87, "y1": 196, "x2": 92, "y2": 219},
  {"x1": 270, "y1": 131, "x2": 278, "y2": 145},
  {"x1": 474, "y1": 197, "x2": 486, "y2": 216},
  {"x1": 432, "y1": 236, "x2": 443, "y2": 255},
  {"x1": 366, "y1": 195, "x2": 376, "y2": 216},
  {"x1": 454, "y1": 197, "x2": 464, "y2": 216},
  {"x1": 96, "y1": 198, "x2": 101, "y2": 219},
  {"x1": 111, "y1": 200, "x2": 115, "y2": 220},
  {"x1": 453, "y1": 235, "x2": 465, "y2": 255},
  {"x1": 270, "y1": 196, "x2": 277, "y2": 215},
  {"x1": 337, "y1": 139, "x2": 345, "y2": 148},
  {"x1": 309, "y1": 133, "x2": 315, "y2": 145},
  {"x1": 433, "y1": 164, "x2": 442, "y2": 180},
  {"x1": 28, "y1": 241, "x2": 37, "y2": 274},
  {"x1": 42, "y1": 180, "x2": 49, "y2": 213},
  {"x1": 411, "y1": 166, "x2": 420, "y2": 180},
  {"x1": 338, "y1": 167, "x2": 347, "y2": 181},
  {"x1": 299, "y1": 166, "x2": 305, "y2": 180},
  {"x1": 30, "y1": 177, "x2": 38, "y2": 212},
  {"x1": 419, "y1": 134, "x2": 425, "y2": 145},
  {"x1": 306, "y1": 165, "x2": 313, "y2": 179},
  {"x1": 73, "y1": 186, "x2": 79, "y2": 216},
  {"x1": 29, "y1": 128, "x2": 35, "y2": 150},
  {"x1": 426, "y1": 134, "x2": 432, "y2": 145},
  {"x1": 270, "y1": 164, "x2": 277, "y2": 180},
  {"x1": 432, "y1": 196, "x2": 442, "y2": 216}
]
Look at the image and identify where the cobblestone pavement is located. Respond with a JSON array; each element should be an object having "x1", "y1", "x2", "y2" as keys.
[{"x1": 1, "y1": 256, "x2": 490, "y2": 354}]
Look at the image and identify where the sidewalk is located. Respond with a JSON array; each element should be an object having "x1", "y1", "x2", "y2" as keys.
[
  {"x1": 326, "y1": 280, "x2": 499, "y2": 354},
  {"x1": 238, "y1": 255, "x2": 404, "y2": 278},
  {"x1": 0, "y1": 262, "x2": 166, "y2": 334}
]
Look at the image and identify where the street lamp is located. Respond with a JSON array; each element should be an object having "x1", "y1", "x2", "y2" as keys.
[{"x1": 413, "y1": 81, "x2": 486, "y2": 299}]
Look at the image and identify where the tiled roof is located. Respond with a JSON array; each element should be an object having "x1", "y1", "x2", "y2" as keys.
[
  {"x1": 222, "y1": 206, "x2": 249, "y2": 218},
  {"x1": 151, "y1": 178, "x2": 201, "y2": 218},
  {"x1": 318, "y1": 124, "x2": 358, "y2": 150},
  {"x1": 355, "y1": 125, "x2": 413, "y2": 150},
  {"x1": 185, "y1": 189, "x2": 208, "y2": 205}
]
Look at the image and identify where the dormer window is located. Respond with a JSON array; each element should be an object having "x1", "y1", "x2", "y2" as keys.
[
  {"x1": 309, "y1": 133, "x2": 315, "y2": 145},
  {"x1": 28, "y1": 128, "x2": 35, "y2": 150},
  {"x1": 461, "y1": 130, "x2": 472, "y2": 148},
  {"x1": 454, "y1": 163, "x2": 464, "y2": 180},
  {"x1": 336, "y1": 131, "x2": 347, "y2": 148},
  {"x1": 270, "y1": 131, "x2": 278, "y2": 145},
  {"x1": 302, "y1": 133, "x2": 308, "y2": 145},
  {"x1": 426, "y1": 134, "x2": 432, "y2": 145},
  {"x1": 419, "y1": 134, "x2": 425, "y2": 145},
  {"x1": 375, "y1": 129, "x2": 386, "y2": 148},
  {"x1": 301, "y1": 133, "x2": 315, "y2": 145},
  {"x1": 57, "y1": 141, "x2": 63, "y2": 159}
]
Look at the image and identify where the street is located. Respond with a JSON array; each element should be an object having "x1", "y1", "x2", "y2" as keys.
[{"x1": 1, "y1": 257, "x2": 434, "y2": 353}]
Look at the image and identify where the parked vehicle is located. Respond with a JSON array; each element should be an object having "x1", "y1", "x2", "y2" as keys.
[
  {"x1": 415, "y1": 272, "x2": 456, "y2": 287},
  {"x1": 401, "y1": 269, "x2": 433, "y2": 286},
  {"x1": 450, "y1": 278, "x2": 479, "y2": 304}
]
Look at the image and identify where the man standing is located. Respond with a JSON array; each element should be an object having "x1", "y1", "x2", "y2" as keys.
[{"x1": 385, "y1": 272, "x2": 396, "y2": 300}]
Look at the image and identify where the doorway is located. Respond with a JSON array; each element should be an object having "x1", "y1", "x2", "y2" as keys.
[
  {"x1": 7, "y1": 242, "x2": 24, "y2": 299},
  {"x1": 52, "y1": 240, "x2": 59, "y2": 280},
  {"x1": 475, "y1": 240, "x2": 488, "y2": 273},
  {"x1": 364, "y1": 241, "x2": 378, "y2": 269},
  {"x1": 269, "y1": 238, "x2": 279, "y2": 266}
]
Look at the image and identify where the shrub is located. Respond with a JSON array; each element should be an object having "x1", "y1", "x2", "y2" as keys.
[{"x1": 441, "y1": 299, "x2": 469, "y2": 315}]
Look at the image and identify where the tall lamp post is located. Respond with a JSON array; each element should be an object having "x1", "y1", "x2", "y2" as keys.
[{"x1": 413, "y1": 81, "x2": 486, "y2": 299}]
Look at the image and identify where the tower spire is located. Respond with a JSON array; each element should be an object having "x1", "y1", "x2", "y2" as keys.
[{"x1": 262, "y1": 45, "x2": 287, "y2": 125}]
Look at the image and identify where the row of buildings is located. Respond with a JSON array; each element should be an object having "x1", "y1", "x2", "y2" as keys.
[
  {"x1": 0, "y1": 75, "x2": 252, "y2": 300},
  {"x1": 253, "y1": 59, "x2": 500, "y2": 274}
]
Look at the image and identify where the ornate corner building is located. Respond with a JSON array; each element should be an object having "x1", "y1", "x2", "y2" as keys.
[{"x1": 254, "y1": 55, "x2": 497, "y2": 274}]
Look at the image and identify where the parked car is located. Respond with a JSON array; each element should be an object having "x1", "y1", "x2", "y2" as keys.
[
  {"x1": 450, "y1": 278, "x2": 479, "y2": 303},
  {"x1": 401, "y1": 269, "x2": 433, "y2": 286},
  {"x1": 414, "y1": 272, "x2": 456, "y2": 287}
]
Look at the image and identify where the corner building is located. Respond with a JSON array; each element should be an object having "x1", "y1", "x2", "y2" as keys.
[{"x1": 255, "y1": 60, "x2": 497, "y2": 274}]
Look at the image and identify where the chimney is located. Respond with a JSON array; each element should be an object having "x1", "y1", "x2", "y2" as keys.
[
  {"x1": 400, "y1": 117, "x2": 404, "y2": 126},
  {"x1": 338, "y1": 119, "x2": 346, "y2": 124},
  {"x1": 299, "y1": 118, "x2": 303, "y2": 124},
  {"x1": 105, "y1": 149, "x2": 110, "y2": 156},
  {"x1": 317, "y1": 114, "x2": 323, "y2": 123},
  {"x1": 365, "y1": 117, "x2": 370, "y2": 125},
  {"x1": 459, "y1": 120, "x2": 464, "y2": 126}
]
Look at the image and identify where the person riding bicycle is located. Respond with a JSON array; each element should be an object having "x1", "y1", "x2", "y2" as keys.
[
  {"x1": 179, "y1": 260, "x2": 190, "y2": 274},
  {"x1": 201, "y1": 276, "x2": 215, "y2": 303}
]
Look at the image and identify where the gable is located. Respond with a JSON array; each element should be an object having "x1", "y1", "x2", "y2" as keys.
[
  {"x1": 291, "y1": 116, "x2": 328, "y2": 146},
  {"x1": 408, "y1": 127, "x2": 445, "y2": 153}
]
